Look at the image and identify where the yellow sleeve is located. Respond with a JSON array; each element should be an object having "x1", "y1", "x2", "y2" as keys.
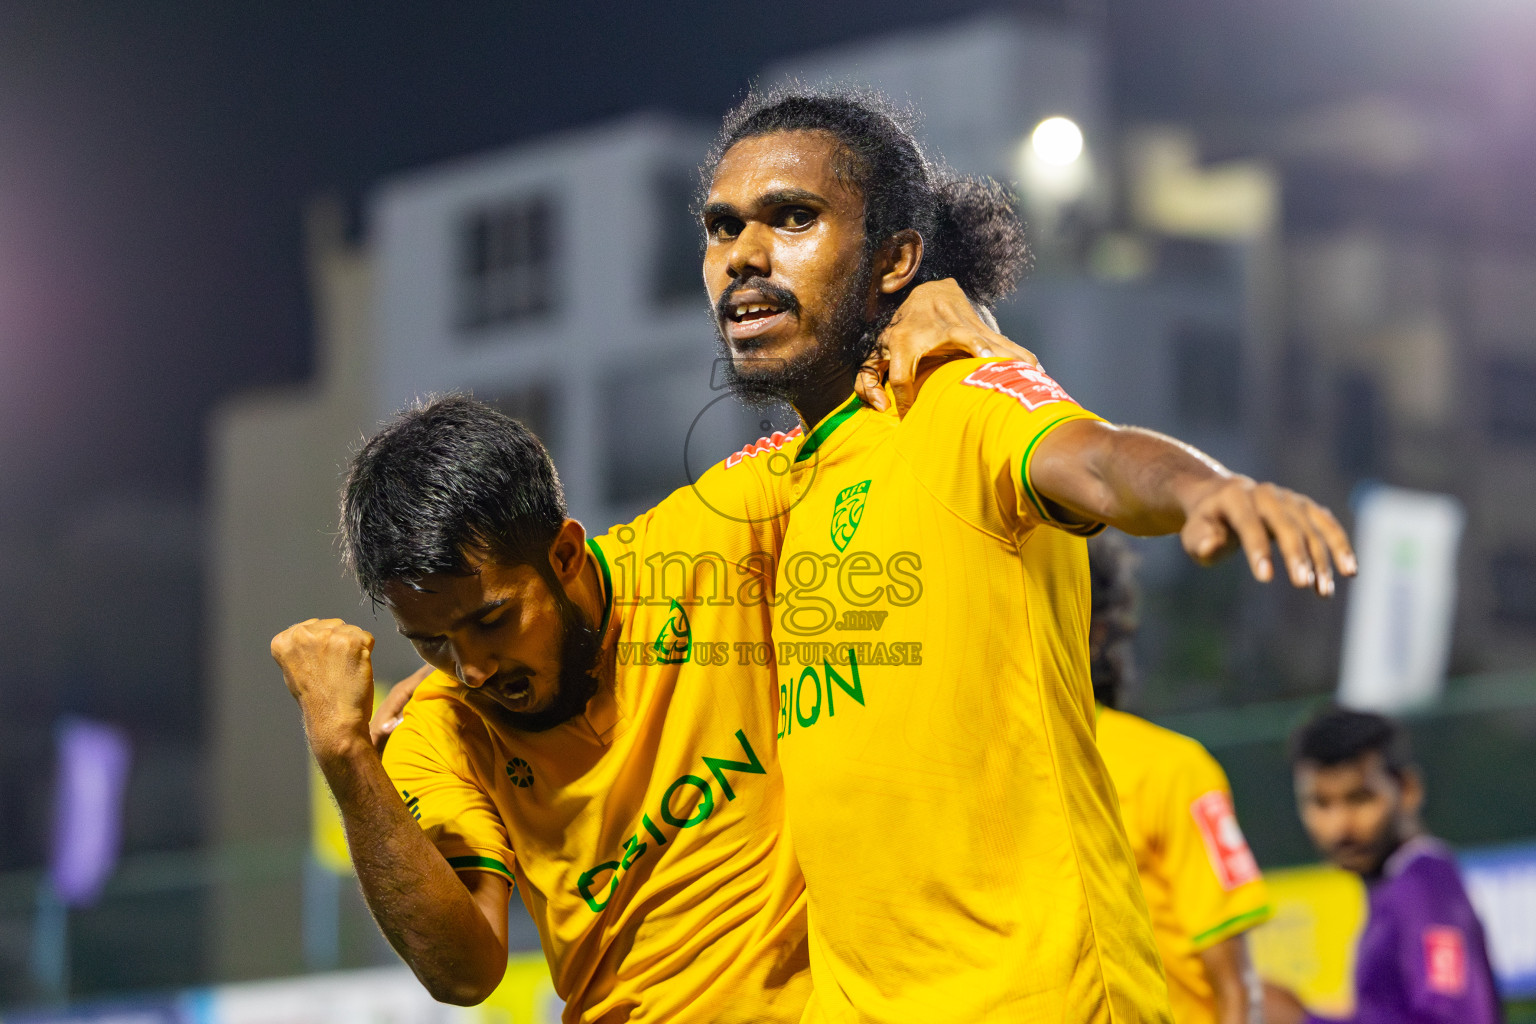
[
  {"x1": 596, "y1": 435, "x2": 792, "y2": 590},
  {"x1": 683, "y1": 429, "x2": 795, "y2": 561},
  {"x1": 381, "y1": 679, "x2": 515, "y2": 883},
  {"x1": 902, "y1": 358, "x2": 1105, "y2": 536},
  {"x1": 1159, "y1": 744, "x2": 1272, "y2": 950}
]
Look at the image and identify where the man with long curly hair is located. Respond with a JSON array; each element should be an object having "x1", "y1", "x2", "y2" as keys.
[{"x1": 701, "y1": 87, "x2": 1354, "y2": 1023}]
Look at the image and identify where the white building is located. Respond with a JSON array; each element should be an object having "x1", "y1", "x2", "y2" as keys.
[{"x1": 371, "y1": 114, "x2": 768, "y2": 530}]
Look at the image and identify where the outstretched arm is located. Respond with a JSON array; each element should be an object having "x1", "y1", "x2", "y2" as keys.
[
  {"x1": 1031, "y1": 420, "x2": 1356, "y2": 595},
  {"x1": 272, "y1": 619, "x2": 509, "y2": 1004}
]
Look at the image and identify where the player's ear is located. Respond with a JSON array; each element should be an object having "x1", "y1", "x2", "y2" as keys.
[
  {"x1": 1398, "y1": 766, "x2": 1424, "y2": 817},
  {"x1": 548, "y1": 519, "x2": 588, "y2": 587},
  {"x1": 877, "y1": 230, "x2": 923, "y2": 295}
]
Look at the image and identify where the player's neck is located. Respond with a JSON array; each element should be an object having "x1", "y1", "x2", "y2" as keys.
[
  {"x1": 791, "y1": 368, "x2": 861, "y2": 430},
  {"x1": 568, "y1": 551, "x2": 614, "y2": 649}
]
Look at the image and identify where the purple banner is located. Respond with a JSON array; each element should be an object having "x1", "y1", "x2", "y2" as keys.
[
  {"x1": 4, "y1": 1000, "x2": 187, "y2": 1024},
  {"x1": 50, "y1": 717, "x2": 133, "y2": 907}
]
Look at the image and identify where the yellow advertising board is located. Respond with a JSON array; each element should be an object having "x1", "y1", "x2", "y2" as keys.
[
  {"x1": 309, "y1": 685, "x2": 392, "y2": 873},
  {"x1": 1248, "y1": 863, "x2": 1368, "y2": 1018},
  {"x1": 467, "y1": 952, "x2": 564, "y2": 1024},
  {"x1": 309, "y1": 755, "x2": 353, "y2": 873}
]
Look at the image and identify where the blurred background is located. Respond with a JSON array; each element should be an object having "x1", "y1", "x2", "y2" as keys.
[{"x1": 1, "y1": 1, "x2": 1534, "y2": 1020}]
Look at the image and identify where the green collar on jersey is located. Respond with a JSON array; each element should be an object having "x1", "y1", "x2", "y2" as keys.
[
  {"x1": 795, "y1": 393, "x2": 864, "y2": 464},
  {"x1": 586, "y1": 538, "x2": 614, "y2": 637}
]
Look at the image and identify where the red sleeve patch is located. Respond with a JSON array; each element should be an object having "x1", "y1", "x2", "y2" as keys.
[
  {"x1": 1424, "y1": 926, "x2": 1469, "y2": 996},
  {"x1": 1191, "y1": 790, "x2": 1261, "y2": 891},
  {"x1": 724, "y1": 426, "x2": 803, "y2": 470},
  {"x1": 961, "y1": 360, "x2": 1076, "y2": 411}
]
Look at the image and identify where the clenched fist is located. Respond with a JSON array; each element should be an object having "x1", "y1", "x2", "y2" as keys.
[{"x1": 271, "y1": 618, "x2": 378, "y2": 755}]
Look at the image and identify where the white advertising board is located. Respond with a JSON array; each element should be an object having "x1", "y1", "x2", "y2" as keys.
[{"x1": 1337, "y1": 485, "x2": 1465, "y2": 712}]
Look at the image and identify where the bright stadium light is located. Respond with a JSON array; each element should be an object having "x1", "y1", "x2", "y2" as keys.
[{"x1": 1031, "y1": 116, "x2": 1084, "y2": 166}]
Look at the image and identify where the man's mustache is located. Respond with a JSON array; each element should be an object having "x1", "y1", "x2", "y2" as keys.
[
  {"x1": 477, "y1": 671, "x2": 532, "y2": 693},
  {"x1": 716, "y1": 277, "x2": 800, "y2": 321},
  {"x1": 1328, "y1": 840, "x2": 1373, "y2": 859}
]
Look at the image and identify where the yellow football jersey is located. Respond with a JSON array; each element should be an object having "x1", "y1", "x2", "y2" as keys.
[
  {"x1": 382, "y1": 441, "x2": 810, "y2": 1024},
  {"x1": 775, "y1": 358, "x2": 1172, "y2": 1024},
  {"x1": 1096, "y1": 708, "x2": 1272, "y2": 1024}
]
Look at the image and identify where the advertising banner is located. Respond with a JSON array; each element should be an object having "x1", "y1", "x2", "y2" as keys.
[
  {"x1": 1337, "y1": 486, "x2": 1465, "y2": 712},
  {"x1": 3, "y1": 998, "x2": 189, "y2": 1024},
  {"x1": 1248, "y1": 863, "x2": 1368, "y2": 1019},
  {"x1": 1462, "y1": 842, "x2": 1536, "y2": 999},
  {"x1": 50, "y1": 718, "x2": 134, "y2": 907}
]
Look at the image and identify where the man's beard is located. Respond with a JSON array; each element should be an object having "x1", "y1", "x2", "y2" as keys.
[
  {"x1": 1328, "y1": 813, "x2": 1406, "y2": 879},
  {"x1": 472, "y1": 580, "x2": 602, "y2": 734},
  {"x1": 715, "y1": 249, "x2": 888, "y2": 408}
]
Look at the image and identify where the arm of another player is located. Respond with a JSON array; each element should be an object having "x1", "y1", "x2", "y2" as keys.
[
  {"x1": 856, "y1": 278, "x2": 1037, "y2": 415},
  {"x1": 271, "y1": 619, "x2": 510, "y2": 1004},
  {"x1": 1262, "y1": 982, "x2": 1344, "y2": 1024},
  {"x1": 1393, "y1": 866, "x2": 1505, "y2": 1024},
  {"x1": 371, "y1": 663, "x2": 434, "y2": 752},
  {"x1": 1030, "y1": 421, "x2": 1356, "y2": 596},
  {"x1": 1200, "y1": 934, "x2": 1262, "y2": 1024}
]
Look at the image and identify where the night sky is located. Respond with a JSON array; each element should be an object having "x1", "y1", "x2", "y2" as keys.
[{"x1": 0, "y1": 0, "x2": 1529, "y2": 513}]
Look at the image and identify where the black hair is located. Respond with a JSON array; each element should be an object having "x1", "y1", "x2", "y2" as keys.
[
  {"x1": 707, "y1": 84, "x2": 1030, "y2": 308},
  {"x1": 1289, "y1": 706, "x2": 1416, "y2": 779},
  {"x1": 1087, "y1": 533, "x2": 1140, "y2": 708},
  {"x1": 341, "y1": 394, "x2": 566, "y2": 602}
]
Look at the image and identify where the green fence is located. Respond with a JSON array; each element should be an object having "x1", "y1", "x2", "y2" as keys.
[{"x1": 1155, "y1": 670, "x2": 1536, "y2": 867}]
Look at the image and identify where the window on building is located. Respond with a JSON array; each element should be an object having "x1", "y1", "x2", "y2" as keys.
[
  {"x1": 1156, "y1": 238, "x2": 1241, "y2": 289},
  {"x1": 601, "y1": 361, "x2": 693, "y2": 508},
  {"x1": 598, "y1": 357, "x2": 764, "y2": 513},
  {"x1": 1171, "y1": 323, "x2": 1243, "y2": 428},
  {"x1": 457, "y1": 195, "x2": 557, "y2": 333},
  {"x1": 1491, "y1": 549, "x2": 1536, "y2": 626},
  {"x1": 1487, "y1": 356, "x2": 1536, "y2": 444},
  {"x1": 654, "y1": 170, "x2": 704, "y2": 304},
  {"x1": 481, "y1": 384, "x2": 557, "y2": 454},
  {"x1": 1278, "y1": 337, "x2": 1319, "y2": 428},
  {"x1": 1335, "y1": 371, "x2": 1383, "y2": 477}
]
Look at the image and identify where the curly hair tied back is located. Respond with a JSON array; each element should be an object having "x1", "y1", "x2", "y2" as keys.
[
  {"x1": 1087, "y1": 532, "x2": 1140, "y2": 709},
  {"x1": 927, "y1": 177, "x2": 1030, "y2": 305},
  {"x1": 708, "y1": 84, "x2": 1030, "y2": 307}
]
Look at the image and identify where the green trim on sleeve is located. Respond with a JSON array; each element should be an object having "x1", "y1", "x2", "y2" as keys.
[
  {"x1": 1190, "y1": 904, "x2": 1273, "y2": 949},
  {"x1": 587, "y1": 538, "x2": 614, "y2": 636},
  {"x1": 447, "y1": 854, "x2": 513, "y2": 879},
  {"x1": 1017, "y1": 412, "x2": 1106, "y2": 535},
  {"x1": 795, "y1": 394, "x2": 863, "y2": 464}
]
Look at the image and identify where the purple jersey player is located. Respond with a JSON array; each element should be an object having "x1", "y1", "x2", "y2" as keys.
[{"x1": 1264, "y1": 707, "x2": 1503, "y2": 1024}]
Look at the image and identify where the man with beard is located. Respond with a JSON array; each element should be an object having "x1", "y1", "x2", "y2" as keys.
[
  {"x1": 272, "y1": 394, "x2": 809, "y2": 1022},
  {"x1": 1263, "y1": 708, "x2": 1503, "y2": 1024},
  {"x1": 272, "y1": 288, "x2": 1024, "y2": 1019},
  {"x1": 699, "y1": 87, "x2": 1356, "y2": 1022}
]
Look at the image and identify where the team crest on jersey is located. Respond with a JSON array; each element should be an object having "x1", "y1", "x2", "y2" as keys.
[
  {"x1": 831, "y1": 480, "x2": 871, "y2": 552},
  {"x1": 724, "y1": 426, "x2": 803, "y2": 470},
  {"x1": 962, "y1": 360, "x2": 1075, "y2": 411},
  {"x1": 505, "y1": 758, "x2": 534, "y2": 788},
  {"x1": 1190, "y1": 790, "x2": 1261, "y2": 890},
  {"x1": 653, "y1": 598, "x2": 692, "y2": 664},
  {"x1": 1424, "y1": 926, "x2": 1468, "y2": 995}
]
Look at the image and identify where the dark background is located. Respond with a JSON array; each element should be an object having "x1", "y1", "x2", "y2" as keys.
[{"x1": 1, "y1": 0, "x2": 1529, "y2": 509}]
